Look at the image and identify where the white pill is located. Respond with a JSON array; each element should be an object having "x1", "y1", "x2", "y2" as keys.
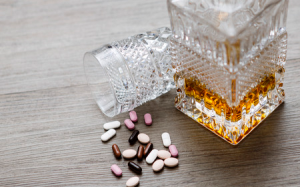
[
  {"x1": 138, "y1": 133, "x2": 150, "y2": 144},
  {"x1": 122, "y1": 149, "x2": 137, "y2": 159},
  {"x1": 103, "y1": 121, "x2": 120, "y2": 130},
  {"x1": 126, "y1": 176, "x2": 139, "y2": 187},
  {"x1": 101, "y1": 129, "x2": 116, "y2": 142},
  {"x1": 146, "y1": 149, "x2": 158, "y2": 164},
  {"x1": 152, "y1": 159, "x2": 164, "y2": 172},
  {"x1": 164, "y1": 158, "x2": 178, "y2": 167},
  {"x1": 157, "y1": 150, "x2": 171, "y2": 160},
  {"x1": 162, "y1": 132, "x2": 171, "y2": 147}
]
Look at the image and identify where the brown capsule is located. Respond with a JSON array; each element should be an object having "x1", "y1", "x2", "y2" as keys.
[
  {"x1": 128, "y1": 161, "x2": 142, "y2": 174},
  {"x1": 112, "y1": 144, "x2": 121, "y2": 159},
  {"x1": 143, "y1": 142, "x2": 153, "y2": 157},
  {"x1": 137, "y1": 145, "x2": 144, "y2": 161},
  {"x1": 128, "y1": 130, "x2": 139, "y2": 145}
]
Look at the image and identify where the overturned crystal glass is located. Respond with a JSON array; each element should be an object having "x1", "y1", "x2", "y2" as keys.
[
  {"x1": 168, "y1": 0, "x2": 288, "y2": 145},
  {"x1": 83, "y1": 27, "x2": 174, "y2": 117}
]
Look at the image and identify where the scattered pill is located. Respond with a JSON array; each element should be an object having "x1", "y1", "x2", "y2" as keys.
[
  {"x1": 169, "y1": 145, "x2": 178, "y2": 157},
  {"x1": 144, "y1": 113, "x2": 152, "y2": 125},
  {"x1": 111, "y1": 164, "x2": 122, "y2": 177},
  {"x1": 103, "y1": 121, "x2": 120, "y2": 130},
  {"x1": 146, "y1": 149, "x2": 158, "y2": 164},
  {"x1": 138, "y1": 133, "x2": 150, "y2": 144},
  {"x1": 152, "y1": 159, "x2": 164, "y2": 172},
  {"x1": 157, "y1": 150, "x2": 171, "y2": 160},
  {"x1": 101, "y1": 129, "x2": 116, "y2": 142},
  {"x1": 124, "y1": 119, "x2": 135, "y2": 130},
  {"x1": 126, "y1": 176, "x2": 139, "y2": 187},
  {"x1": 128, "y1": 162, "x2": 142, "y2": 174},
  {"x1": 128, "y1": 130, "x2": 139, "y2": 145},
  {"x1": 112, "y1": 144, "x2": 121, "y2": 159},
  {"x1": 122, "y1": 149, "x2": 137, "y2": 159},
  {"x1": 137, "y1": 145, "x2": 144, "y2": 161},
  {"x1": 129, "y1": 111, "x2": 138, "y2": 123},
  {"x1": 164, "y1": 158, "x2": 178, "y2": 167},
  {"x1": 144, "y1": 142, "x2": 153, "y2": 157},
  {"x1": 162, "y1": 132, "x2": 171, "y2": 147}
]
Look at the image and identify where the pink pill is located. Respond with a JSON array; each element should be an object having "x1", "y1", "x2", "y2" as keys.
[
  {"x1": 111, "y1": 164, "x2": 122, "y2": 177},
  {"x1": 124, "y1": 119, "x2": 135, "y2": 130},
  {"x1": 169, "y1": 145, "x2": 178, "y2": 157},
  {"x1": 129, "y1": 111, "x2": 138, "y2": 123},
  {"x1": 144, "y1": 113, "x2": 152, "y2": 126}
]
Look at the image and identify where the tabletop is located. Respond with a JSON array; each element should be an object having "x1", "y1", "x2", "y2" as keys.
[{"x1": 1, "y1": 0, "x2": 300, "y2": 186}]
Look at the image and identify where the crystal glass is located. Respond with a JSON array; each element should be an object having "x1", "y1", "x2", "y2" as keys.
[
  {"x1": 167, "y1": 0, "x2": 289, "y2": 145},
  {"x1": 83, "y1": 27, "x2": 174, "y2": 117}
]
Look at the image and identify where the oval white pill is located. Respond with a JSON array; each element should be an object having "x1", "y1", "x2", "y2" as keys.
[
  {"x1": 137, "y1": 133, "x2": 150, "y2": 144},
  {"x1": 101, "y1": 129, "x2": 116, "y2": 142},
  {"x1": 157, "y1": 150, "x2": 171, "y2": 160},
  {"x1": 164, "y1": 157, "x2": 178, "y2": 167},
  {"x1": 162, "y1": 132, "x2": 171, "y2": 147},
  {"x1": 122, "y1": 149, "x2": 137, "y2": 159},
  {"x1": 152, "y1": 159, "x2": 164, "y2": 172},
  {"x1": 103, "y1": 121, "x2": 120, "y2": 130},
  {"x1": 146, "y1": 149, "x2": 158, "y2": 164},
  {"x1": 126, "y1": 176, "x2": 139, "y2": 187}
]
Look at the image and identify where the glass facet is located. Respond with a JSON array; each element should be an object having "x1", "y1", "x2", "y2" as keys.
[{"x1": 168, "y1": 0, "x2": 288, "y2": 145}]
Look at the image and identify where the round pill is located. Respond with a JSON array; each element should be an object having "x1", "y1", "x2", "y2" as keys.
[
  {"x1": 124, "y1": 119, "x2": 135, "y2": 130},
  {"x1": 111, "y1": 164, "x2": 122, "y2": 177},
  {"x1": 143, "y1": 142, "x2": 153, "y2": 157},
  {"x1": 169, "y1": 145, "x2": 178, "y2": 157},
  {"x1": 103, "y1": 121, "x2": 120, "y2": 130},
  {"x1": 128, "y1": 130, "x2": 139, "y2": 145},
  {"x1": 101, "y1": 129, "x2": 116, "y2": 142},
  {"x1": 126, "y1": 176, "x2": 139, "y2": 187},
  {"x1": 122, "y1": 149, "x2": 137, "y2": 159},
  {"x1": 152, "y1": 159, "x2": 164, "y2": 172},
  {"x1": 137, "y1": 145, "x2": 144, "y2": 161},
  {"x1": 129, "y1": 111, "x2": 138, "y2": 123},
  {"x1": 137, "y1": 133, "x2": 150, "y2": 144},
  {"x1": 112, "y1": 144, "x2": 121, "y2": 159},
  {"x1": 164, "y1": 157, "x2": 178, "y2": 167},
  {"x1": 128, "y1": 161, "x2": 142, "y2": 174},
  {"x1": 157, "y1": 150, "x2": 171, "y2": 160},
  {"x1": 144, "y1": 113, "x2": 152, "y2": 125},
  {"x1": 162, "y1": 132, "x2": 171, "y2": 147},
  {"x1": 146, "y1": 149, "x2": 158, "y2": 164}
]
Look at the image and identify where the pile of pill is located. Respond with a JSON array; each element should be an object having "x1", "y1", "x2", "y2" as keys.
[{"x1": 101, "y1": 111, "x2": 179, "y2": 187}]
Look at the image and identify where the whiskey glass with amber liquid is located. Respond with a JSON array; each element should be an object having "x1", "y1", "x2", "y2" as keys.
[{"x1": 168, "y1": 0, "x2": 288, "y2": 145}]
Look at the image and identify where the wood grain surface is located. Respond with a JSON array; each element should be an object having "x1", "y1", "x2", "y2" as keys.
[{"x1": 0, "y1": 0, "x2": 300, "y2": 186}]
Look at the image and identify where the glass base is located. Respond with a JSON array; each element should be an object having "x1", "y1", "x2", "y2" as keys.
[{"x1": 175, "y1": 79, "x2": 285, "y2": 145}]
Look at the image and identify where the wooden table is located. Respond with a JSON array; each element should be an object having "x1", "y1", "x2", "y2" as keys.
[{"x1": 1, "y1": 0, "x2": 300, "y2": 186}]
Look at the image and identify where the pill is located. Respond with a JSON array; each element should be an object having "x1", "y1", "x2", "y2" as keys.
[
  {"x1": 129, "y1": 111, "x2": 138, "y2": 123},
  {"x1": 169, "y1": 145, "x2": 178, "y2": 157},
  {"x1": 143, "y1": 142, "x2": 153, "y2": 157},
  {"x1": 144, "y1": 113, "x2": 152, "y2": 125},
  {"x1": 137, "y1": 133, "x2": 150, "y2": 144},
  {"x1": 112, "y1": 144, "x2": 121, "y2": 159},
  {"x1": 122, "y1": 149, "x2": 137, "y2": 159},
  {"x1": 101, "y1": 129, "x2": 116, "y2": 142},
  {"x1": 164, "y1": 157, "x2": 179, "y2": 167},
  {"x1": 137, "y1": 145, "x2": 144, "y2": 161},
  {"x1": 157, "y1": 150, "x2": 171, "y2": 160},
  {"x1": 124, "y1": 119, "x2": 135, "y2": 130},
  {"x1": 128, "y1": 130, "x2": 139, "y2": 145},
  {"x1": 128, "y1": 161, "x2": 142, "y2": 174},
  {"x1": 152, "y1": 159, "x2": 164, "y2": 172},
  {"x1": 111, "y1": 164, "x2": 122, "y2": 177},
  {"x1": 103, "y1": 121, "x2": 120, "y2": 130},
  {"x1": 126, "y1": 176, "x2": 139, "y2": 187},
  {"x1": 146, "y1": 149, "x2": 158, "y2": 164},
  {"x1": 162, "y1": 132, "x2": 171, "y2": 147}
]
